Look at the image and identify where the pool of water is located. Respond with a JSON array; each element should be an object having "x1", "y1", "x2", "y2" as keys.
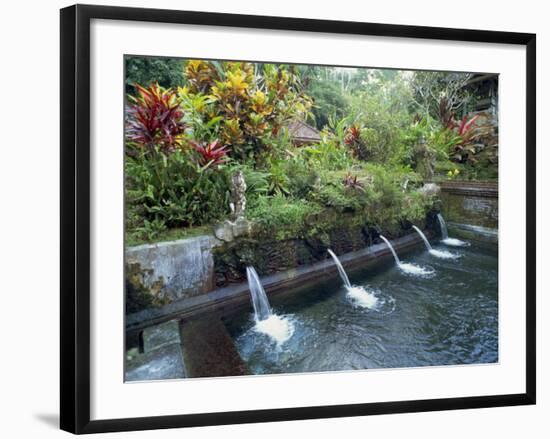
[{"x1": 225, "y1": 241, "x2": 498, "y2": 375}]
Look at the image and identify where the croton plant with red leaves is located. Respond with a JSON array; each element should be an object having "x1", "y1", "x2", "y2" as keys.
[
  {"x1": 450, "y1": 114, "x2": 481, "y2": 163},
  {"x1": 126, "y1": 83, "x2": 186, "y2": 153},
  {"x1": 342, "y1": 172, "x2": 365, "y2": 192},
  {"x1": 344, "y1": 125, "x2": 361, "y2": 146},
  {"x1": 457, "y1": 114, "x2": 479, "y2": 139},
  {"x1": 190, "y1": 139, "x2": 229, "y2": 168}
]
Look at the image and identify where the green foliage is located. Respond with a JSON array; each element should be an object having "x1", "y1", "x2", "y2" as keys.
[
  {"x1": 179, "y1": 60, "x2": 312, "y2": 164},
  {"x1": 330, "y1": 74, "x2": 417, "y2": 166},
  {"x1": 305, "y1": 76, "x2": 351, "y2": 129},
  {"x1": 308, "y1": 164, "x2": 430, "y2": 233},
  {"x1": 126, "y1": 83, "x2": 186, "y2": 153},
  {"x1": 410, "y1": 71, "x2": 473, "y2": 122},
  {"x1": 248, "y1": 195, "x2": 321, "y2": 240},
  {"x1": 303, "y1": 130, "x2": 353, "y2": 171},
  {"x1": 124, "y1": 57, "x2": 496, "y2": 246},
  {"x1": 125, "y1": 57, "x2": 185, "y2": 94},
  {"x1": 125, "y1": 149, "x2": 230, "y2": 242}
]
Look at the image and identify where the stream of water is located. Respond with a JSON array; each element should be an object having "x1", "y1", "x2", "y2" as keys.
[{"x1": 230, "y1": 242, "x2": 497, "y2": 374}]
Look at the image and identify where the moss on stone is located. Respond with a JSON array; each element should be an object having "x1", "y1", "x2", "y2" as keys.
[
  {"x1": 125, "y1": 262, "x2": 169, "y2": 313},
  {"x1": 126, "y1": 225, "x2": 212, "y2": 247},
  {"x1": 212, "y1": 208, "x2": 436, "y2": 287}
]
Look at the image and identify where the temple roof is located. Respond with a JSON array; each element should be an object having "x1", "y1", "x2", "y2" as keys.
[{"x1": 286, "y1": 120, "x2": 321, "y2": 145}]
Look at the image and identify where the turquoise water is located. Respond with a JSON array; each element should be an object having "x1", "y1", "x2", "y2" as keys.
[{"x1": 226, "y1": 241, "x2": 498, "y2": 374}]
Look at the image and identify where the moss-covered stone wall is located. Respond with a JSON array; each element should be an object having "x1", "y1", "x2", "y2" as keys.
[
  {"x1": 438, "y1": 181, "x2": 498, "y2": 229},
  {"x1": 213, "y1": 212, "x2": 434, "y2": 287},
  {"x1": 126, "y1": 211, "x2": 438, "y2": 313}
]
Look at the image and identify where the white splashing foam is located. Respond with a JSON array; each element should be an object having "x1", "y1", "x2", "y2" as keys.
[
  {"x1": 429, "y1": 249, "x2": 461, "y2": 259},
  {"x1": 253, "y1": 314, "x2": 295, "y2": 346},
  {"x1": 398, "y1": 262, "x2": 435, "y2": 277},
  {"x1": 441, "y1": 238, "x2": 470, "y2": 247},
  {"x1": 346, "y1": 286, "x2": 379, "y2": 309}
]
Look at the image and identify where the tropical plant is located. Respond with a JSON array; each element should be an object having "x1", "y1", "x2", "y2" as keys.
[
  {"x1": 450, "y1": 114, "x2": 481, "y2": 163},
  {"x1": 190, "y1": 139, "x2": 229, "y2": 168},
  {"x1": 411, "y1": 71, "x2": 473, "y2": 122},
  {"x1": 125, "y1": 149, "x2": 230, "y2": 241},
  {"x1": 126, "y1": 83, "x2": 186, "y2": 153},
  {"x1": 344, "y1": 125, "x2": 361, "y2": 146},
  {"x1": 457, "y1": 114, "x2": 480, "y2": 140},
  {"x1": 178, "y1": 60, "x2": 312, "y2": 163},
  {"x1": 125, "y1": 57, "x2": 185, "y2": 94},
  {"x1": 123, "y1": 57, "x2": 487, "y2": 245},
  {"x1": 342, "y1": 173, "x2": 365, "y2": 192},
  {"x1": 247, "y1": 195, "x2": 321, "y2": 240}
]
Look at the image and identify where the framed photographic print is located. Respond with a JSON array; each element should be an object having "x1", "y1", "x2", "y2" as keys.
[{"x1": 60, "y1": 4, "x2": 536, "y2": 434}]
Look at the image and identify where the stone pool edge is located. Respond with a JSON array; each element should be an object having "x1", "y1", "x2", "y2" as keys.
[{"x1": 126, "y1": 231, "x2": 432, "y2": 333}]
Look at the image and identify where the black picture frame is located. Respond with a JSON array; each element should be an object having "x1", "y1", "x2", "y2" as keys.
[{"x1": 60, "y1": 4, "x2": 536, "y2": 434}]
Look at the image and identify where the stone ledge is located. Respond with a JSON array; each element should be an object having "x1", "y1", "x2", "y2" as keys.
[
  {"x1": 448, "y1": 222, "x2": 498, "y2": 245},
  {"x1": 126, "y1": 235, "x2": 220, "y2": 303},
  {"x1": 125, "y1": 342, "x2": 186, "y2": 382},
  {"x1": 438, "y1": 181, "x2": 498, "y2": 198},
  {"x1": 126, "y1": 230, "x2": 430, "y2": 333}
]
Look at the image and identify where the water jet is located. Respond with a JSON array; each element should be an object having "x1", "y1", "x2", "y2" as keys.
[
  {"x1": 246, "y1": 266, "x2": 294, "y2": 345},
  {"x1": 379, "y1": 235, "x2": 435, "y2": 277}
]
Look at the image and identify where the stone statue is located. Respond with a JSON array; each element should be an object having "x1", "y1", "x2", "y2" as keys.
[
  {"x1": 414, "y1": 136, "x2": 435, "y2": 181},
  {"x1": 230, "y1": 170, "x2": 247, "y2": 220},
  {"x1": 215, "y1": 171, "x2": 251, "y2": 243}
]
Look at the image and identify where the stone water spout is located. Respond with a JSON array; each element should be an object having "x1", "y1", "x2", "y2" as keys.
[
  {"x1": 437, "y1": 214, "x2": 469, "y2": 247},
  {"x1": 379, "y1": 235, "x2": 435, "y2": 277},
  {"x1": 246, "y1": 266, "x2": 271, "y2": 322},
  {"x1": 245, "y1": 266, "x2": 295, "y2": 346},
  {"x1": 327, "y1": 249, "x2": 352, "y2": 289},
  {"x1": 412, "y1": 225, "x2": 459, "y2": 259}
]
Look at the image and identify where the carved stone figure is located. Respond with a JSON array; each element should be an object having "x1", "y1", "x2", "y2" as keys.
[
  {"x1": 414, "y1": 136, "x2": 435, "y2": 181},
  {"x1": 230, "y1": 171, "x2": 247, "y2": 220}
]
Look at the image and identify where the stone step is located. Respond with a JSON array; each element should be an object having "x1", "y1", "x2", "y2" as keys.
[
  {"x1": 125, "y1": 343, "x2": 186, "y2": 382},
  {"x1": 179, "y1": 316, "x2": 248, "y2": 378},
  {"x1": 125, "y1": 319, "x2": 186, "y2": 382}
]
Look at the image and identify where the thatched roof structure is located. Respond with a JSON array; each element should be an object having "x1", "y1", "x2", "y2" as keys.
[{"x1": 286, "y1": 120, "x2": 321, "y2": 145}]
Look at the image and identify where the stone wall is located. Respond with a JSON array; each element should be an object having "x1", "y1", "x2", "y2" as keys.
[
  {"x1": 125, "y1": 235, "x2": 220, "y2": 311},
  {"x1": 126, "y1": 230, "x2": 432, "y2": 333},
  {"x1": 212, "y1": 214, "x2": 434, "y2": 287},
  {"x1": 438, "y1": 181, "x2": 498, "y2": 229},
  {"x1": 125, "y1": 214, "x2": 437, "y2": 314}
]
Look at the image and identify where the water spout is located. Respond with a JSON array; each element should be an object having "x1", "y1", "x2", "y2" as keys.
[
  {"x1": 246, "y1": 266, "x2": 294, "y2": 346},
  {"x1": 327, "y1": 249, "x2": 378, "y2": 309},
  {"x1": 412, "y1": 225, "x2": 432, "y2": 250},
  {"x1": 327, "y1": 249, "x2": 351, "y2": 289},
  {"x1": 380, "y1": 235, "x2": 435, "y2": 277},
  {"x1": 437, "y1": 214, "x2": 470, "y2": 247},
  {"x1": 412, "y1": 225, "x2": 460, "y2": 259},
  {"x1": 246, "y1": 266, "x2": 272, "y2": 322},
  {"x1": 437, "y1": 213, "x2": 448, "y2": 240},
  {"x1": 379, "y1": 235, "x2": 401, "y2": 264}
]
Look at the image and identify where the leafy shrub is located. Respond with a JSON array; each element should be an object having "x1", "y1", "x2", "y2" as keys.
[
  {"x1": 449, "y1": 114, "x2": 481, "y2": 163},
  {"x1": 308, "y1": 164, "x2": 429, "y2": 233},
  {"x1": 248, "y1": 195, "x2": 321, "y2": 240},
  {"x1": 125, "y1": 56, "x2": 185, "y2": 94},
  {"x1": 316, "y1": 183, "x2": 363, "y2": 212},
  {"x1": 190, "y1": 139, "x2": 229, "y2": 168},
  {"x1": 283, "y1": 155, "x2": 321, "y2": 199},
  {"x1": 179, "y1": 60, "x2": 312, "y2": 163},
  {"x1": 126, "y1": 83, "x2": 186, "y2": 153},
  {"x1": 123, "y1": 59, "x2": 470, "y2": 245},
  {"x1": 125, "y1": 150, "x2": 230, "y2": 242},
  {"x1": 301, "y1": 131, "x2": 353, "y2": 171}
]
